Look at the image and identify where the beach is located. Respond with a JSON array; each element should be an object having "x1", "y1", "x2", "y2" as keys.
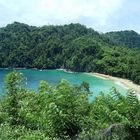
[
  {"x1": 87, "y1": 72, "x2": 140, "y2": 95},
  {"x1": 57, "y1": 69, "x2": 140, "y2": 95}
]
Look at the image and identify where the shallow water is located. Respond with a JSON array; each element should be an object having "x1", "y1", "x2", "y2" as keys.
[{"x1": 0, "y1": 69, "x2": 127, "y2": 98}]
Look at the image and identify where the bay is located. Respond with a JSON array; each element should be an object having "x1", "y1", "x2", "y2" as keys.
[{"x1": 0, "y1": 69, "x2": 127, "y2": 98}]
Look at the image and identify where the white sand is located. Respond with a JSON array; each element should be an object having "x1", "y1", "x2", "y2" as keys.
[{"x1": 87, "y1": 72, "x2": 140, "y2": 95}]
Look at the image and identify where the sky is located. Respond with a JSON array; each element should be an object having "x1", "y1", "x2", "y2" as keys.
[{"x1": 0, "y1": 0, "x2": 140, "y2": 33}]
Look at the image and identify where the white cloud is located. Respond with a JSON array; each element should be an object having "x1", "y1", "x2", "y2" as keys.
[
  {"x1": 36, "y1": 0, "x2": 124, "y2": 26},
  {"x1": 0, "y1": 0, "x2": 140, "y2": 33},
  {"x1": 0, "y1": 0, "x2": 124, "y2": 24}
]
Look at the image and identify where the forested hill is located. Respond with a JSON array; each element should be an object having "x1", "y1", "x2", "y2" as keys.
[
  {"x1": 0, "y1": 22, "x2": 140, "y2": 84},
  {"x1": 106, "y1": 30, "x2": 140, "y2": 49}
]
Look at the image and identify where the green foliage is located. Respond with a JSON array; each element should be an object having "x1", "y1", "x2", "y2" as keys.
[
  {"x1": 0, "y1": 22, "x2": 140, "y2": 84},
  {"x1": 0, "y1": 72, "x2": 140, "y2": 139},
  {"x1": 106, "y1": 30, "x2": 140, "y2": 49},
  {"x1": 0, "y1": 124, "x2": 50, "y2": 140},
  {"x1": 4, "y1": 71, "x2": 25, "y2": 126}
]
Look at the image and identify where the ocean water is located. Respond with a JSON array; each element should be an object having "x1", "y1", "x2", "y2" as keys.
[{"x1": 0, "y1": 69, "x2": 127, "y2": 98}]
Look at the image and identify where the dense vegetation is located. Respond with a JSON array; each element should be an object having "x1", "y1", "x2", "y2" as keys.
[
  {"x1": 106, "y1": 30, "x2": 140, "y2": 49},
  {"x1": 0, "y1": 72, "x2": 140, "y2": 139},
  {"x1": 0, "y1": 22, "x2": 140, "y2": 84}
]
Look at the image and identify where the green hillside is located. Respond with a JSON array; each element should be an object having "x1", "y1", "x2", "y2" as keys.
[
  {"x1": 106, "y1": 30, "x2": 140, "y2": 49},
  {"x1": 0, "y1": 22, "x2": 140, "y2": 84}
]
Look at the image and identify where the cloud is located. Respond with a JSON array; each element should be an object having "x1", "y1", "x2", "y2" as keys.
[
  {"x1": 36, "y1": 0, "x2": 124, "y2": 26},
  {"x1": 0, "y1": 0, "x2": 139, "y2": 33}
]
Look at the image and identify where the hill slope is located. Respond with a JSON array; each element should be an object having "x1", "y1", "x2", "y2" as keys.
[
  {"x1": 0, "y1": 22, "x2": 140, "y2": 84},
  {"x1": 106, "y1": 30, "x2": 140, "y2": 49}
]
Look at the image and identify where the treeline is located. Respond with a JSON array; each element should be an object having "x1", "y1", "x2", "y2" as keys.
[
  {"x1": 0, "y1": 72, "x2": 140, "y2": 139},
  {"x1": 106, "y1": 30, "x2": 140, "y2": 49},
  {"x1": 0, "y1": 22, "x2": 140, "y2": 84}
]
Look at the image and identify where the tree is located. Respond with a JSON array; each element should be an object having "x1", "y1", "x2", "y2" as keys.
[{"x1": 4, "y1": 71, "x2": 24, "y2": 126}]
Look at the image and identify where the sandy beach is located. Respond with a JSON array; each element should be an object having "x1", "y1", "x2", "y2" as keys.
[{"x1": 87, "y1": 72, "x2": 140, "y2": 95}]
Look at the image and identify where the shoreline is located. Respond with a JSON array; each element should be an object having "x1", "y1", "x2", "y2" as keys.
[
  {"x1": 1, "y1": 67, "x2": 76, "y2": 74},
  {"x1": 87, "y1": 72, "x2": 140, "y2": 95},
  {"x1": 56, "y1": 68, "x2": 75, "y2": 73},
  {"x1": 1, "y1": 67, "x2": 140, "y2": 97}
]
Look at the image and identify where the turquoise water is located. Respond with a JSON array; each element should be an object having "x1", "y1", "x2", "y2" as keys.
[{"x1": 0, "y1": 69, "x2": 127, "y2": 98}]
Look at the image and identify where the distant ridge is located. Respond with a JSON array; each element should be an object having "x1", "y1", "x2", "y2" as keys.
[
  {"x1": 105, "y1": 30, "x2": 140, "y2": 49},
  {"x1": 0, "y1": 22, "x2": 140, "y2": 84}
]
